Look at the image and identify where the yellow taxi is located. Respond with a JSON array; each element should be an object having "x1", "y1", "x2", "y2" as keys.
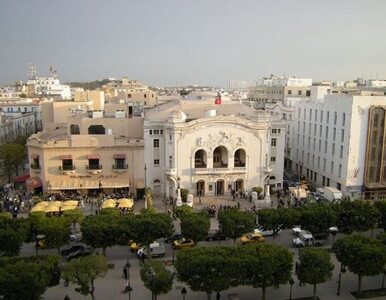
[
  {"x1": 172, "y1": 238, "x2": 195, "y2": 250},
  {"x1": 240, "y1": 232, "x2": 265, "y2": 245}
]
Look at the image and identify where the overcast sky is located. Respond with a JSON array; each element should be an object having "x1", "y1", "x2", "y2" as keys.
[{"x1": 1, "y1": 0, "x2": 386, "y2": 87}]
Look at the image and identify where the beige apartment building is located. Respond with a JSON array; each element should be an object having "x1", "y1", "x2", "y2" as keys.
[{"x1": 27, "y1": 106, "x2": 145, "y2": 195}]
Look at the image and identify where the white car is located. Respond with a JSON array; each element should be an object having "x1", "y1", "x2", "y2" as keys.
[
  {"x1": 292, "y1": 226, "x2": 303, "y2": 235},
  {"x1": 254, "y1": 226, "x2": 281, "y2": 236},
  {"x1": 293, "y1": 231, "x2": 313, "y2": 247}
]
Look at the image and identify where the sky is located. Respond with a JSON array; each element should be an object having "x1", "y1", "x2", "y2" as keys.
[{"x1": 1, "y1": 0, "x2": 386, "y2": 87}]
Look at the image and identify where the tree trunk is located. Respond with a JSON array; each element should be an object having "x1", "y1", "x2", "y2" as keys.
[
  {"x1": 262, "y1": 286, "x2": 266, "y2": 300},
  {"x1": 358, "y1": 275, "x2": 362, "y2": 294},
  {"x1": 207, "y1": 291, "x2": 212, "y2": 300},
  {"x1": 91, "y1": 279, "x2": 95, "y2": 300},
  {"x1": 313, "y1": 284, "x2": 317, "y2": 299},
  {"x1": 102, "y1": 247, "x2": 106, "y2": 256}
]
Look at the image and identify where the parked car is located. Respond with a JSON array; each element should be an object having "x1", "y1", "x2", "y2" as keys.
[
  {"x1": 137, "y1": 242, "x2": 165, "y2": 258},
  {"x1": 240, "y1": 232, "x2": 265, "y2": 245},
  {"x1": 206, "y1": 229, "x2": 227, "y2": 241},
  {"x1": 165, "y1": 233, "x2": 183, "y2": 244},
  {"x1": 172, "y1": 238, "x2": 195, "y2": 250},
  {"x1": 66, "y1": 246, "x2": 93, "y2": 261},
  {"x1": 254, "y1": 226, "x2": 281, "y2": 236},
  {"x1": 292, "y1": 226, "x2": 303, "y2": 235},
  {"x1": 60, "y1": 243, "x2": 91, "y2": 256},
  {"x1": 129, "y1": 241, "x2": 144, "y2": 253}
]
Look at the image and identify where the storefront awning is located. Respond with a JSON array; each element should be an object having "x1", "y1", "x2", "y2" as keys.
[
  {"x1": 26, "y1": 176, "x2": 43, "y2": 190},
  {"x1": 49, "y1": 178, "x2": 130, "y2": 190},
  {"x1": 87, "y1": 154, "x2": 100, "y2": 159},
  {"x1": 61, "y1": 155, "x2": 72, "y2": 160},
  {"x1": 135, "y1": 179, "x2": 145, "y2": 189},
  {"x1": 114, "y1": 154, "x2": 126, "y2": 159}
]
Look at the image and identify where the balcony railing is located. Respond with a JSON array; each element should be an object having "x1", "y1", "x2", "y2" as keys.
[
  {"x1": 59, "y1": 165, "x2": 76, "y2": 171},
  {"x1": 194, "y1": 164, "x2": 207, "y2": 168},
  {"x1": 112, "y1": 164, "x2": 128, "y2": 170},
  {"x1": 87, "y1": 164, "x2": 102, "y2": 170},
  {"x1": 193, "y1": 167, "x2": 246, "y2": 175}
]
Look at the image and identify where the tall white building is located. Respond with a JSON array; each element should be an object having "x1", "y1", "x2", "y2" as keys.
[
  {"x1": 266, "y1": 86, "x2": 386, "y2": 199},
  {"x1": 28, "y1": 77, "x2": 71, "y2": 100},
  {"x1": 144, "y1": 98, "x2": 285, "y2": 199}
]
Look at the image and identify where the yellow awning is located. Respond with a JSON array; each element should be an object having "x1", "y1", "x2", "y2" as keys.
[
  {"x1": 31, "y1": 206, "x2": 46, "y2": 212},
  {"x1": 117, "y1": 198, "x2": 134, "y2": 209},
  {"x1": 62, "y1": 200, "x2": 79, "y2": 206},
  {"x1": 45, "y1": 205, "x2": 60, "y2": 213},
  {"x1": 51, "y1": 201, "x2": 62, "y2": 207},
  {"x1": 60, "y1": 205, "x2": 78, "y2": 211},
  {"x1": 101, "y1": 201, "x2": 116, "y2": 209},
  {"x1": 34, "y1": 201, "x2": 49, "y2": 207}
]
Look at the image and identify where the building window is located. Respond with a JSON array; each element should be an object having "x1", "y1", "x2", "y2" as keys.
[
  {"x1": 318, "y1": 156, "x2": 320, "y2": 168},
  {"x1": 270, "y1": 156, "x2": 276, "y2": 163},
  {"x1": 318, "y1": 139, "x2": 321, "y2": 152},
  {"x1": 314, "y1": 124, "x2": 317, "y2": 135},
  {"x1": 323, "y1": 159, "x2": 326, "y2": 171},
  {"x1": 271, "y1": 138, "x2": 277, "y2": 147},
  {"x1": 339, "y1": 164, "x2": 342, "y2": 177},
  {"x1": 324, "y1": 141, "x2": 327, "y2": 153},
  {"x1": 332, "y1": 143, "x2": 335, "y2": 156},
  {"x1": 315, "y1": 110, "x2": 318, "y2": 121},
  {"x1": 298, "y1": 90, "x2": 302, "y2": 96},
  {"x1": 331, "y1": 161, "x2": 334, "y2": 174},
  {"x1": 149, "y1": 130, "x2": 153, "y2": 135},
  {"x1": 325, "y1": 126, "x2": 329, "y2": 138},
  {"x1": 88, "y1": 125, "x2": 105, "y2": 135},
  {"x1": 154, "y1": 129, "x2": 159, "y2": 135},
  {"x1": 62, "y1": 159, "x2": 74, "y2": 171},
  {"x1": 169, "y1": 134, "x2": 172, "y2": 141},
  {"x1": 320, "y1": 110, "x2": 323, "y2": 122},
  {"x1": 288, "y1": 90, "x2": 292, "y2": 95},
  {"x1": 88, "y1": 159, "x2": 101, "y2": 170},
  {"x1": 334, "y1": 112, "x2": 337, "y2": 125},
  {"x1": 160, "y1": 130, "x2": 163, "y2": 135},
  {"x1": 153, "y1": 139, "x2": 159, "y2": 148},
  {"x1": 319, "y1": 125, "x2": 322, "y2": 137},
  {"x1": 341, "y1": 129, "x2": 345, "y2": 143},
  {"x1": 340, "y1": 146, "x2": 343, "y2": 159},
  {"x1": 327, "y1": 111, "x2": 330, "y2": 123},
  {"x1": 309, "y1": 109, "x2": 312, "y2": 121},
  {"x1": 169, "y1": 156, "x2": 173, "y2": 168},
  {"x1": 306, "y1": 90, "x2": 311, "y2": 96},
  {"x1": 153, "y1": 159, "x2": 160, "y2": 166}
]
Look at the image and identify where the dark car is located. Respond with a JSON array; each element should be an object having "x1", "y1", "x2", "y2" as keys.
[
  {"x1": 165, "y1": 233, "x2": 183, "y2": 243},
  {"x1": 60, "y1": 243, "x2": 91, "y2": 256},
  {"x1": 206, "y1": 229, "x2": 227, "y2": 241},
  {"x1": 66, "y1": 247, "x2": 93, "y2": 261}
]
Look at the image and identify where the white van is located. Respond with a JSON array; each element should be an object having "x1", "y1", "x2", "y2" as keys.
[{"x1": 137, "y1": 242, "x2": 165, "y2": 258}]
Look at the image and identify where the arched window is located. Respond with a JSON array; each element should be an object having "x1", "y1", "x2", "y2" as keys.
[
  {"x1": 88, "y1": 125, "x2": 105, "y2": 135},
  {"x1": 234, "y1": 149, "x2": 246, "y2": 167},
  {"x1": 213, "y1": 146, "x2": 228, "y2": 168},
  {"x1": 194, "y1": 149, "x2": 207, "y2": 168},
  {"x1": 70, "y1": 124, "x2": 80, "y2": 135}
]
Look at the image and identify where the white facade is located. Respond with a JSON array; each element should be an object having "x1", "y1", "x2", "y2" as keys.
[
  {"x1": 0, "y1": 112, "x2": 36, "y2": 144},
  {"x1": 28, "y1": 77, "x2": 71, "y2": 99},
  {"x1": 266, "y1": 87, "x2": 386, "y2": 198},
  {"x1": 144, "y1": 99, "x2": 285, "y2": 198}
]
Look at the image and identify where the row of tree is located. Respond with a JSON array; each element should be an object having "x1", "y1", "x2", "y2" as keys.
[{"x1": 258, "y1": 199, "x2": 385, "y2": 235}]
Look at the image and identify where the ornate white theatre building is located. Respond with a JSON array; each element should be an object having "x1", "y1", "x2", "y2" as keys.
[{"x1": 144, "y1": 98, "x2": 285, "y2": 199}]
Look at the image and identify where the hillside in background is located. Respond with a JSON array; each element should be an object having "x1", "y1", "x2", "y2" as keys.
[{"x1": 67, "y1": 79, "x2": 111, "y2": 90}]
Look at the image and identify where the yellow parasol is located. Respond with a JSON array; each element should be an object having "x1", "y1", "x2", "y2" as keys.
[
  {"x1": 101, "y1": 201, "x2": 116, "y2": 209},
  {"x1": 34, "y1": 201, "x2": 49, "y2": 207},
  {"x1": 45, "y1": 205, "x2": 60, "y2": 213},
  {"x1": 60, "y1": 205, "x2": 78, "y2": 211},
  {"x1": 117, "y1": 198, "x2": 134, "y2": 209},
  {"x1": 63, "y1": 200, "x2": 79, "y2": 206},
  {"x1": 31, "y1": 206, "x2": 47, "y2": 212}
]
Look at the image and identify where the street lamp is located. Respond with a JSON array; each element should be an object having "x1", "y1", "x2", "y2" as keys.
[
  {"x1": 336, "y1": 264, "x2": 346, "y2": 296},
  {"x1": 289, "y1": 278, "x2": 295, "y2": 300},
  {"x1": 144, "y1": 164, "x2": 147, "y2": 190},
  {"x1": 176, "y1": 176, "x2": 182, "y2": 207},
  {"x1": 181, "y1": 287, "x2": 187, "y2": 300}
]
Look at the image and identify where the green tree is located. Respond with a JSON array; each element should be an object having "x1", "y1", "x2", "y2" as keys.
[
  {"x1": 336, "y1": 200, "x2": 380, "y2": 234},
  {"x1": 176, "y1": 246, "x2": 240, "y2": 300},
  {"x1": 258, "y1": 208, "x2": 283, "y2": 235},
  {"x1": 38, "y1": 217, "x2": 71, "y2": 252},
  {"x1": 333, "y1": 234, "x2": 386, "y2": 293},
  {"x1": 62, "y1": 255, "x2": 108, "y2": 300},
  {"x1": 375, "y1": 200, "x2": 386, "y2": 231},
  {"x1": 0, "y1": 228, "x2": 24, "y2": 256},
  {"x1": 0, "y1": 257, "x2": 58, "y2": 300},
  {"x1": 296, "y1": 248, "x2": 333, "y2": 299},
  {"x1": 174, "y1": 204, "x2": 193, "y2": 219},
  {"x1": 299, "y1": 204, "x2": 337, "y2": 234},
  {"x1": 81, "y1": 214, "x2": 121, "y2": 256},
  {"x1": 180, "y1": 211, "x2": 210, "y2": 243},
  {"x1": 140, "y1": 260, "x2": 173, "y2": 300},
  {"x1": 240, "y1": 243, "x2": 293, "y2": 300},
  {"x1": 180, "y1": 188, "x2": 189, "y2": 202},
  {"x1": 0, "y1": 143, "x2": 25, "y2": 182},
  {"x1": 132, "y1": 212, "x2": 173, "y2": 246},
  {"x1": 218, "y1": 209, "x2": 256, "y2": 244},
  {"x1": 62, "y1": 209, "x2": 84, "y2": 227}
]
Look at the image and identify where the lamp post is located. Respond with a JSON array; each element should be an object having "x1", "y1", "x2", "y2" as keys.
[
  {"x1": 176, "y1": 176, "x2": 182, "y2": 207},
  {"x1": 289, "y1": 278, "x2": 295, "y2": 300},
  {"x1": 181, "y1": 287, "x2": 187, "y2": 300},
  {"x1": 336, "y1": 264, "x2": 346, "y2": 296}
]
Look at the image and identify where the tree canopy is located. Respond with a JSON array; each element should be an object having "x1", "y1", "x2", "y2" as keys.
[
  {"x1": 218, "y1": 209, "x2": 256, "y2": 243},
  {"x1": 296, "y1": 247, "x2": 334, "y2": 299},
  {"x1": 140, "y1": 260, "x2": 173, "y2": 299},
  {"x1": 180, "y1": 211, "x2": 210, "y2": 243},
  {"x1": 333, "y1": 234, "x2": 386, "y2": 293},
  {"x1": 62, "y1": 255, "x2": 108, "y2": 300},
  {"x1": 0, "y1": 143, "x2": 25, "y2": 182}
]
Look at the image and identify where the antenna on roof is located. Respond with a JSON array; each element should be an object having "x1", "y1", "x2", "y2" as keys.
[
  {"x1": 28, "y1": 62, "x2": 37, "y2": 80},
  {"x1": 49, "y1": 66, "x2": 58, "y2": 79}
]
